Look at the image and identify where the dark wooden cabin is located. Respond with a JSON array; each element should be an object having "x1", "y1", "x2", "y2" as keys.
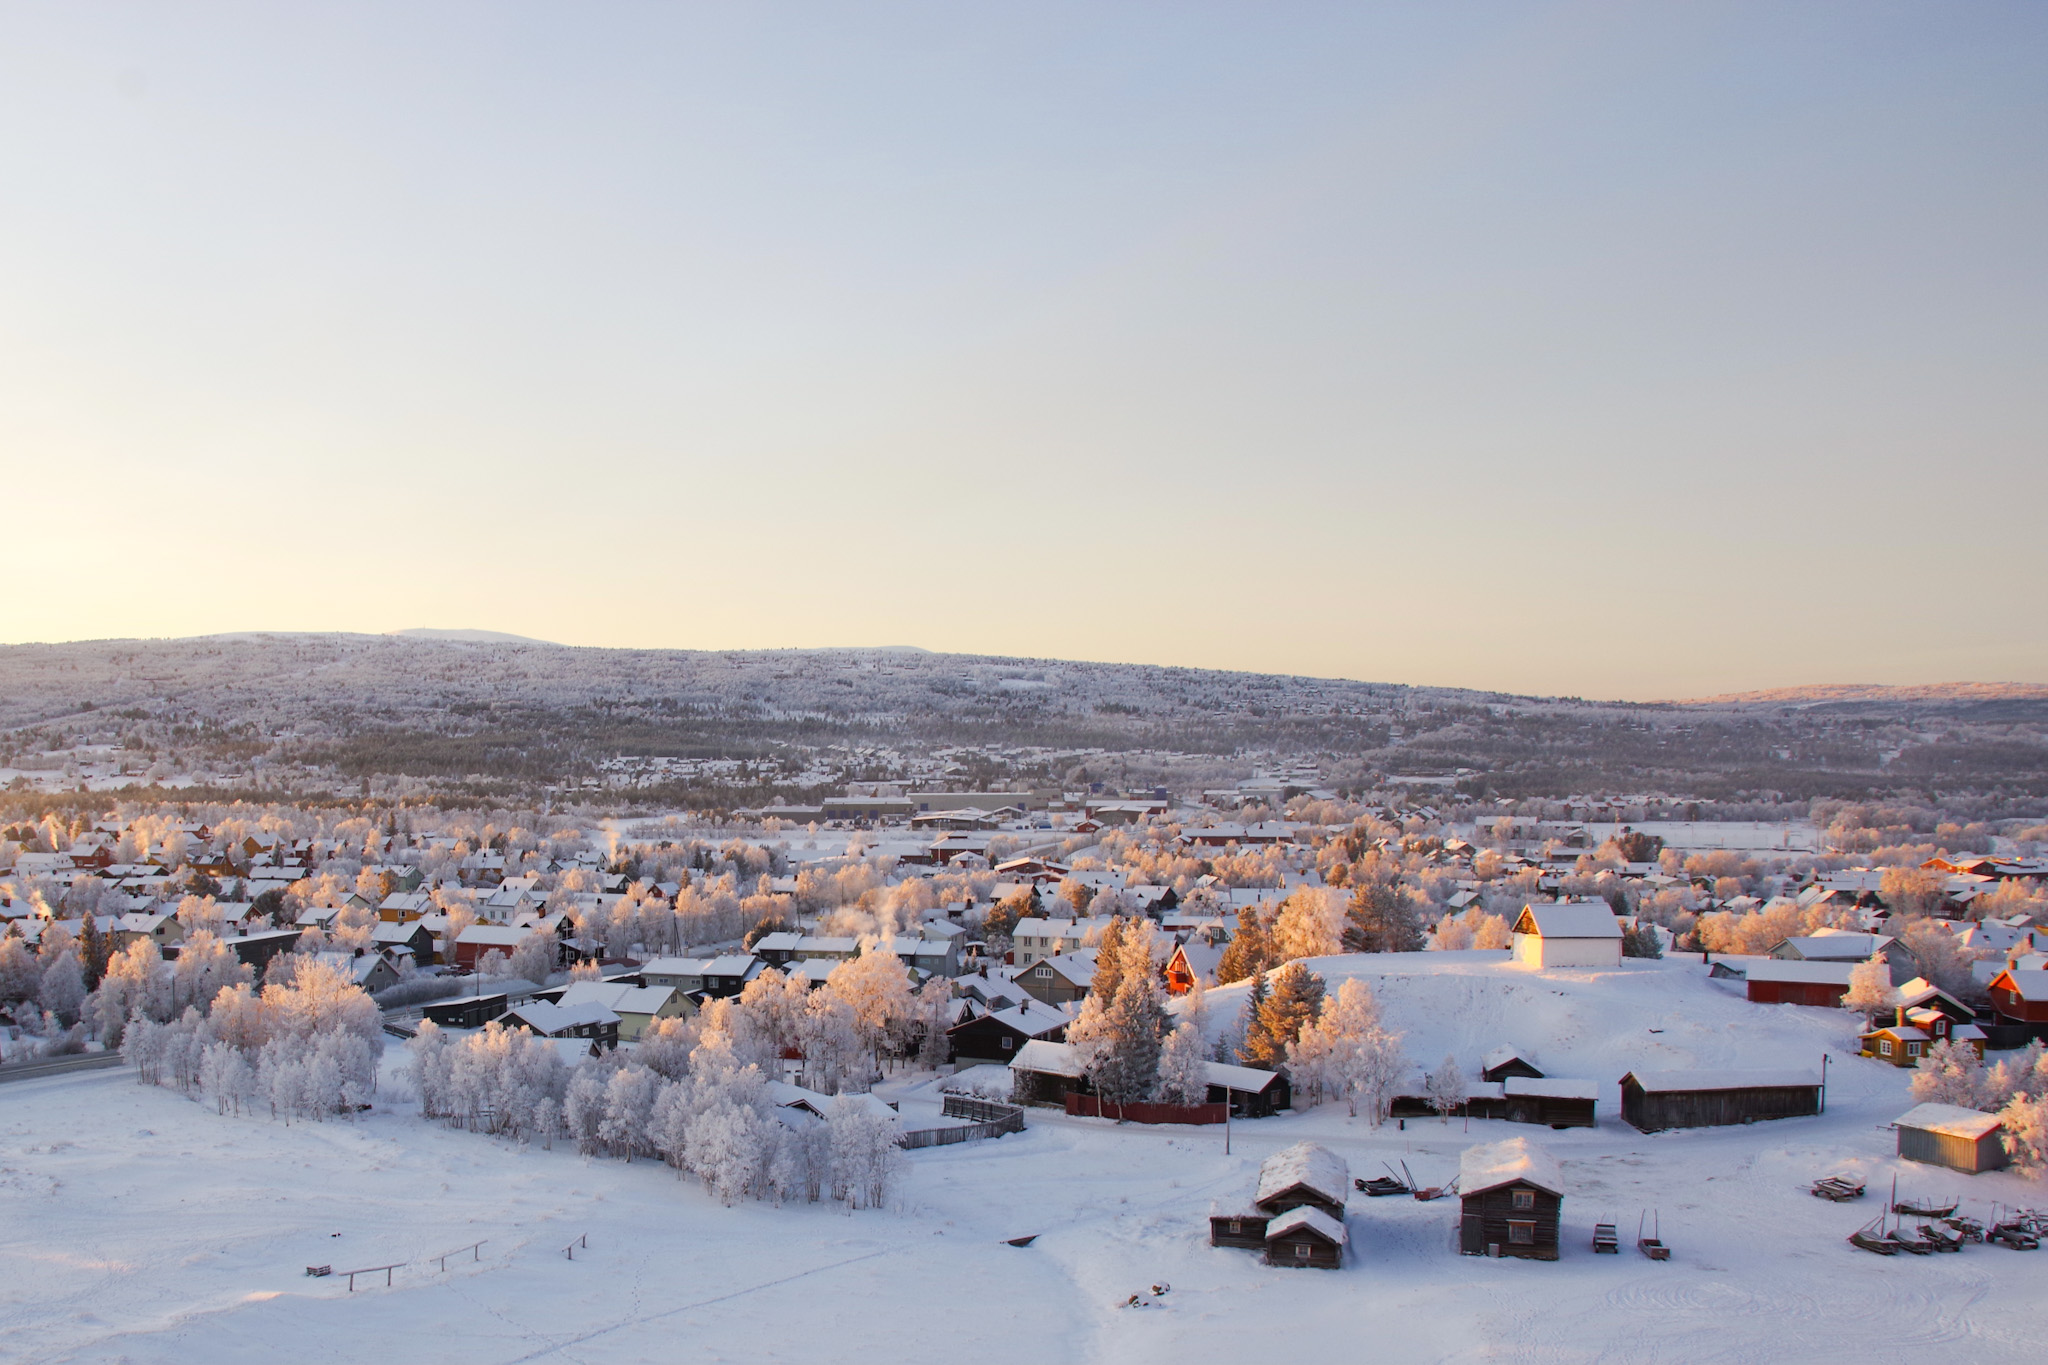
[
  {"x1": 1263, "y1": 1207, "x2": 1346, "y2": 1269},
  {"x1": 1458, "y1": 1137, "x2": 1563, "y2": 1260},
  {"x1": 1254, "y1": 1142, "x2": 1350, "y2": 1220},
  {"x1": 1207, "y1": 1211, "x2": 1271, "y2": 1248},
  {"x1": 421, "y1": 992, "x2": 511, "y2": 1030},
  {"x1": 945, "y1": 1002, "x2": 1068, "y2": 1066},
  {"x1": 1480, "y1": 1045, "x2": 1545, "y2": 1083},
  {"x1": 1619, "y1": 1068, "x2": 1823, "y2": 1132}
]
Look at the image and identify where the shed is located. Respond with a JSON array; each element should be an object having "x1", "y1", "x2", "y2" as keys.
[
  {"x1": 1254, "y1": 1142, "x2": 1349, "y2": 1219},
  {"x1": 1263, "y1": 1206, "x2": 1346, "y2": 1269},
  {"x1": 1208, "y1": 1207, "x2": 1270, "y2": 1249},
  {"x1": 1481, "y1": 1045, "x2": 1545, "y2": 1082},
  {"x1": 1895, "y1": 1102, "x2": 2008, "y2": 1174},
  {"x1": 1619, "y1": 1068, "x2": 1823, "y2": 1132},
  {"x1": 421, "y1": 992, "x2": 511, "y2": 1030},
  {"x1": 1510, "y1": 902, "x2": 1623, "y2": 969},
  {"x1": 1726, "y1": 958, "x2": 1859, "y2": 1008},
  {"x1": 1204, "y1": 1060, "x2": 1293, "y2": 1117},
  {"x1": 1502, "y1": 1077, "x2": 1598, "y2": 1128},
  {"x1": 1458, "y1": 1137, "x2": 1564, "y2": 1260}
]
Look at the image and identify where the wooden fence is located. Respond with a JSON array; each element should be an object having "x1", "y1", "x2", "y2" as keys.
[
  {"x1": 897, "y1": 1097, "x2": 1026, "y2": 1150},
  {"x1": 1064, "y1": 1094, "x2": 1226, "y2": 1125}
]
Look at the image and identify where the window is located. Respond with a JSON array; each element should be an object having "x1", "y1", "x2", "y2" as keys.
[
  {"x1": 1878, "y1": 1039, "x2": 1893, "y2": 1056},
  {"x1": 1511, "y1": 1190, "x2": 1534, "y2": 1210},
  {"x1": 1295, "y1": 1243, "x2": 1311, "y2": 1259},
  {"x1": 1001, "y1": 1037, "x2": 1013, "y2": 1050},
  {"x1": 1034, "y1": 966, "x2": 1051, "y2": 979},
  {"x1": 1508, "y1": 1222, "x2": 1535, "y2": 1245},
  {"x1": 1228, "y1": 1220, "x2": 1241, "y2": 1234},
  {"x1": 1906, "y1": 1041, "x2": 1922, "y2": 1057}
]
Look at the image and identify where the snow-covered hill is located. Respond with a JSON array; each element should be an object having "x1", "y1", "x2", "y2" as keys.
[{"x1": 4, "y1": 954, "x2": 2041, "y2": 1364}]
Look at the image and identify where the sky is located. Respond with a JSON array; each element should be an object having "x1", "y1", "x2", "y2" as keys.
[{"x1": 1, "y1": 3, "x2": 2043, "y2": 701}]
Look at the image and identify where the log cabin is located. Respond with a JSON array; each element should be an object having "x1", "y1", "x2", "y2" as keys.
[
  {"x1": 1619, "y1": 1068, "x2": 1823, "y2": 1132},
  {"x1": 1263, "y1": 1207, "x2": 1346, "y2": 1269},
  {"x1": 1459, "y1": 1137, "x2": 1563, "y2": 1260}
]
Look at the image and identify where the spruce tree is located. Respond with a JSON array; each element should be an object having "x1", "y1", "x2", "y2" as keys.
[
  {"x1": 77, "y1": 914, "x2": 108, "y2": 992},
  {"x1": 1237, "y1": 969, "x2": 1278, "y2": 1067},
  {"x1": 1253, "y1": 961, "x2": 1326, "y2": 1068},
  {"x1": 1214, "y1": 909, "x2": 1272, "y2": 984},
  {"x1": 1091, "y1": 917, "x2": 1128, "y2": 1004}
]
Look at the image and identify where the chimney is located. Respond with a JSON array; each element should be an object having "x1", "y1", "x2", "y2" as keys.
[{"x1": 1895, "y1": 1004, "x2": 1906, "y2": 1029}]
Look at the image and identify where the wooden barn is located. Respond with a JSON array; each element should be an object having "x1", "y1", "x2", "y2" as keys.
[
  {"x1": 1715, "y1": 958, "x2": 1857, "y2": 1008},
  {"x1": 1459, "y1": 1137, "x2": 1564, "y2": 1260},
  {"x1": 1895, "y1": 1102, "x2": 2009, "y2": 1174},
  {"x1": 1254, "y1": 1142, "x2": 1350, "y2": 1219},
  {"x1": 1263, "y1": 1207, "x2": 1346, "y2": 1269},
  {"x1": 1510, "y1": 902, "x2": 1623, "y2": 970},
  {"x1": 1500, "y1": 1077, "x2": 1598, "y2": 1128},
  {"x1": 1206, "y1": 1059, "x2": 1293, "y2": 1117},
  {"x1": 421, "y1": 991, "x2": 511, "y2": 1030},
  {"x1": 1619, "y1": 1068, "x2": 1823, "y2": 1132}
]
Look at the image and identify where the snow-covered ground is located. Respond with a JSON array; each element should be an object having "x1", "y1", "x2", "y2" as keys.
[
  {"x1": 5, "y1": 955, "x2": 2043, "y2": 1364},
  {"x1": 1600, "y1": 820, "x2": 1820, "y2": 853}
]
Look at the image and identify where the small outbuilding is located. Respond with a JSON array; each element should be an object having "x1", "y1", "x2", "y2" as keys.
[
  {"x1": 1263, "y1": 1206, "x2": 1346, "y2": 1269},
  {"x1": 1481, "y1": 1045, "x2": 1545, "y2": 1083},
  {"x1": 1619, "y1": 1069, "x2": 1823, "y2": 1132},
  {"x1": 1510, "y1": 902, "x2": 1623, "y2": 969},
  {"x1": 1459, "y1": 1137, "x2": 1564, "y2": 1260},
  {"x1": 1254, "y1": 1142, "x2": 1350, "y2": 1219},
  {"x1": 1895, "y1": 1102, "x2": 2009, "y2": 1174}
]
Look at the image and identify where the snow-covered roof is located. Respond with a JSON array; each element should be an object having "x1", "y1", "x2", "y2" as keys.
[
  {"x1": 1205, "y1": 1060, "x2": 1283, "y2": 1093},
  {"x1": 1993, "y1": 967, "x2": 2048, "y2": 1002},
  {"x1": 1622, "y1": 1068, "x2": 1822, "y2": 1093},
  {"x1": 1513, "y1": 902, "x2": 1623, "y2": 940},
  {"x1": 1895, "y1": 1102, "x2": 2003, "y2": 1141},
  {"x1": 1459, "y1": 1137, "x2": 1564, "y2": 1197},
  {"x1": 1008, "y1": 1039, "x2": 1083, "y2": 1077},
  {"x1": 503, "y1": 1000, "x2": 619, "y2": 1034},
  {"x1": 456, "y1": 924, "x2": 533, "y2": 947},
  {"x1": 1255, "y1": 1142, "x2": 1349, "y2": 1208},
  {"x1": 1777, "y1": 932, "x2": 1889, "y2": 959},
  {"x1": 1265, "y1": 1205, "x2": 1347, "y2": 1245},
  {"x1": 1503, "y1": 1077, "x2": 1598, "y2": 1100},
  {"x1": 1483, "y1": 1044, "x2": 1536, "y2": 1072},
  {"x1": 555, "y1": 981, "x2": 677, "y2": 1016},
  {"x1": 1035, "y1": 952, "x2": 1096, "y2": 984}
]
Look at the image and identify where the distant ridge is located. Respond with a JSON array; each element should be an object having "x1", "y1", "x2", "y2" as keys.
[
  {"x1": 1673, "y1": 682, "x2": 2048, "y2": 706},
  {"x1": 388, "y1": 628, "x2": 561, "y2": 646}
]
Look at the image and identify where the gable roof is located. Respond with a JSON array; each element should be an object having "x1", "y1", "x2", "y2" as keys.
[
  {"x1": 1008, "y1": 1038, "x2": 1084, "y2": 1077},
  {"x1": 1265, "y1": 1205, "x2": 1347, "y2": 1245},
  {"x1": 1621, "y1": 1068, "x2": 1822, "y2": 1093},
  {"x1": 1992, "y1": 967, "x2": 2048, "y2": 1002},
  {"x1": 1459, "y1": 1136, "x2": 1564, "y2": 1197},
  {"x1": 1512, "y1": 902, "x2": 1623, "y2": 940},
  {"x1": 1255, "y1": 1142, "x2": 1349, "y2": 1209},
  {"x1": 1895, "y1": 1102, "x2": 2003, "y2": 1141}
]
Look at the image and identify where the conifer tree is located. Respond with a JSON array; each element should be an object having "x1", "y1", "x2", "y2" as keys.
[
  {"x1": 1215, "y1": 909, "x2": 1274, "y2": 984},
  {"x1": 1249, "y1": 961, "x2": 1325, "y2": 1068}
]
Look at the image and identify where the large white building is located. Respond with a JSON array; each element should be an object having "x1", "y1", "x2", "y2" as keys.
[{"x1": 1510, "y1": 901, "x2": 1624, "y2": 969}]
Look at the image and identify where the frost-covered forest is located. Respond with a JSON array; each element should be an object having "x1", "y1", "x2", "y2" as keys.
[{"x1": 1, "y1": 634, "x2": 2044, "y2": 806}]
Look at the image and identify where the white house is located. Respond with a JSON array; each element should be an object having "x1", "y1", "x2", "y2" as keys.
[{"x1": 1510, "y1": 901, "x2": 1623, "y2": 969}]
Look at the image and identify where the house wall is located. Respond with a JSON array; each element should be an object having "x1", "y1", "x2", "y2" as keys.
[
  {"x1": 1898, "y1": 1125, "x2": 2008, "y2": 1173},
  {"x1": 1263, "y1": 1232, "x2": 1342, "y2": 1269},
  {"x1": 1513, "y1": 935, "x2": 1622, "y2": 969},
  {"x1": 1208, "y1": 1214, "x2": 1269, "y2": 1248},
  {"x1": 1748, "y1": 980, "x2": 1848, "y2": 1008},
  {"x1": 1459, "y1": 1183, "x2": 1561, "y2": 1260},
  {"x1": 1621, "y1": 1082, "x2": 1822, "y2": 1132}
]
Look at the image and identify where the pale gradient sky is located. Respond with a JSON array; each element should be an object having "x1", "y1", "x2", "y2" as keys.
[{"x1": 2, "y1": 3, "x2": 2043, "y2": 700}]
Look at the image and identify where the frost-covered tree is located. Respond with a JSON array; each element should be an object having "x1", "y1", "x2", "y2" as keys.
[
  {"x1": 1910, "y1": 1038, "x2": 1988, "y2": 1108},
  {"x1": 2001, "y1": 1091, "x2": 2048, "y2": 1176},
  {"x1": 1841, "y1": 956, "x2": 1896, "y2": 1017},
  {"x1": 1215, "y1": 909, "x2": 1277, "y2": 985},
  {"x1": 172, "y1": 931, "x2": 251, "y2": 1014},
  {"x1": 1155, "y1": 1021, "x2": 1210, "y2": 1106},
  {"x1": 37, "y1": 949, "x2": 86, "y2": 1027},
  {"x1": 0, "y1": 935, "x2": 39, "y2": 1007},
  {"x1": 1248, "y1": 962, "x2": 1325, "y2": 1069},
  {"x1": 826, "y1": 943, "x2": 915, "y2": 1073},
  {"x1": 826, "y1": 1094, "x2": 901, "y2": 1210},
  {"x1": 1424, "y1": 1054, "x2": 1467, "y2": 1123},
  {"x1": 507, "y1": 930, "x2": 556, "y2": 985},
  {"x1": 1273, "y1": 889, "x2": 1344, "y2": 961}
]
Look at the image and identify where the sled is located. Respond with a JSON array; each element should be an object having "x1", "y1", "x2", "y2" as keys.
[
  {"x1": 1004, "y1": 1235, "x2": 1038, "y2": 1247},
  {"x1": 1917, "y1": 1223, "x2": 1964, "y2": 1252},
  {"x1": 1989, "y1": 1222, "x2": 2040, "y2": 1251},
  {"x1": 1358, "y1": 1172, "x2": 1410, "y2": 1197},
  {"x1": 1811, "y1": 1176, "x2": 1864, "y2": 1202},
  {"x1": 1942, "y1": 1215, "x2": 1984, "y2": 1243},
  {"x1": 1848, "y1": 1219, "x2": 1902, "y2": 1256},
  {"x1": 1636, "y1": 1212, "x2": 1669, "y2": 1261},
  {"x1": 1892, "y1": 1225, "x2": 1936, "y2": 1255},
  {"x1": 1593, "y1": 1223, "x2": 1619, "y2": 1254},
  {"x1": 1892, "y1": 1198, "x2": 1959, "y2": 1219}
]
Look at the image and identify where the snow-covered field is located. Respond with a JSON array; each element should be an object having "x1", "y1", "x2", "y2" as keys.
[
  {"x1": 1602, "y1": 821, "x2": 1820, "y2": 853},
  {"x1": 5, "y1": 955, "x2": 2043, "y2": 1365}
]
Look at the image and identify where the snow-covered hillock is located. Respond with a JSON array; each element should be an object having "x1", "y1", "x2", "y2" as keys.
[{"x1": 1199, "y1": 952, "x2": 1878, "y2": 1112}]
